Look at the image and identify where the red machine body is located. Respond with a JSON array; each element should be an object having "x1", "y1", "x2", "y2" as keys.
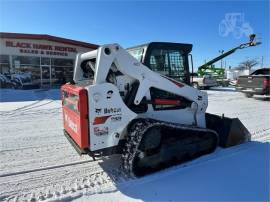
[{"x1": 61, "y1": 84, "x2": 89, "y2": 151}]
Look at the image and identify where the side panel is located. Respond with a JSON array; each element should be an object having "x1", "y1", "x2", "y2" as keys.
[
  {"x1": 144, "y1": 108, "x2": 206, "y2": 128},
  {"x1": 86, "y1": 83, "x2": 137, "y2": 151},
  {"x1": 61, "y1": 84, "x2": 89, "y2": 149}
]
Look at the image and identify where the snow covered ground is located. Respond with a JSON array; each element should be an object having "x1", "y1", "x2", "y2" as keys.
[{"x1": 0, "y1": 88, "x2": 269, "y2": 202}]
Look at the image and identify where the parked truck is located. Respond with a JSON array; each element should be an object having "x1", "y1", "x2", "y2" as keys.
[
  {"x1": 190, "y1": 72, "x2": 217, "y2": 89},
  {"x1": 236, "y1": 68, "x2": 270, "y2": 98}
]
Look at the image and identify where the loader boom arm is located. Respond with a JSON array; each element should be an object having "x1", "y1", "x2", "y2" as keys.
[
  {"x1": 74, "y1": 44, "x2": 207, "y2": 111},
  {"x1": 197, "y1": 34, "x2": 261, "y2": 71}
]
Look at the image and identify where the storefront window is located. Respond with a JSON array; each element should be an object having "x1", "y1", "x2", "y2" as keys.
[
  {"x1": 12, "y1": 56, "x2": 41, "y2": 86},
  {"x1": 0, "y1": 55, "x2": 10, "y2": 74},
  {"x1": 12, "y1": 56, "x2": 40, "y2": 66},
  {"x1": 52, "y1": 58, "x2": 73, "y2": 67},
  {"x1": 1, "y1": 55, "x2": 75, "y2": 88},
  {"x1": 51, "y1": 58, "x2": 74, "y2": 85},
  {"x1": 41, "y1": 57, "x2": 50, "y2": 65}
]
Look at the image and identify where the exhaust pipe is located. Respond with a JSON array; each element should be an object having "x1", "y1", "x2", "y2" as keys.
[{"x1": 206, "y1": 113, "x2": 251, "y2": 148}]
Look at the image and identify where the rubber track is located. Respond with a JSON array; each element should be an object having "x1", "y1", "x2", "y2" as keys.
[{"x1": 121, "y1": 118, "x2": 218, "y2": 177}]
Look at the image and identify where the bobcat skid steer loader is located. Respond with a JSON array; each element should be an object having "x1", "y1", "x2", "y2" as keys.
[{"x1": 61, "y1": 43, "x2": 250, "y2": 176}]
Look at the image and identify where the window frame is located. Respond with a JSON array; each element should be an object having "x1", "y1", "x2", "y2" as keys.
[{"x1": 143, "y1": 43, "x2": 191, "y2": 85}]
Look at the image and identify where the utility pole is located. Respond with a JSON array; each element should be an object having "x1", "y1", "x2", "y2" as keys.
[
  {"x1": 261, "y1": 56, "x2": 264, "y2": 68},
  {"x1": 219, "y1": 50, "x2": 224, "y2": 68}
]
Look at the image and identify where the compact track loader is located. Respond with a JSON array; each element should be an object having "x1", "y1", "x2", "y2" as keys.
[{"x1": 61, "y1": 43, "x2": 250, "y2": 177}]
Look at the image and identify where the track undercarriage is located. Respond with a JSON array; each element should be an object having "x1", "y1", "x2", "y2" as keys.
[{"x1": 122, "y1": 119, "x2": 219, "y2": 177}]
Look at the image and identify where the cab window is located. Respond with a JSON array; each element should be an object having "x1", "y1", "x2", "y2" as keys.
[
  {"x1": 127, "y1": 48, "x2": 144, "y2": 62},
  {"x1": 147, "y1": 49, "x2": 186, "y2": 82}
]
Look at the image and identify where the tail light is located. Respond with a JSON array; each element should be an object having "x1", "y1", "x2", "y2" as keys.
[{"x1": 263, "y1": 78, "x2": 270, "y2": 88}]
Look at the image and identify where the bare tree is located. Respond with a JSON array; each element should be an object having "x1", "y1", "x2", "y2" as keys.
[{"x1": 235, "y1": 58, "x2": 259, "y2": 70}]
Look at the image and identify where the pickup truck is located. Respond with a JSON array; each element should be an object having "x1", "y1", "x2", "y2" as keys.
[
  {"x1": 190, "y1": 73, "x2": 218, "y2": 90},
  {"x1": 236, "y1": 68, "x2": 270, "y2": 98}
]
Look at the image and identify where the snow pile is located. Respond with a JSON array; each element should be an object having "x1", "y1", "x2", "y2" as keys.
[
  {"x1": 0, "y1": 88, "x2": 269, "y2": 202},
  {"x1": 75, "y1": 142, "x2": 269, "y2": 202}
]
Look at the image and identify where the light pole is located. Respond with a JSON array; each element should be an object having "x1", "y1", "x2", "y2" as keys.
[{"x1": 219, "y1": 50, "x2": 224, "y2": 68}]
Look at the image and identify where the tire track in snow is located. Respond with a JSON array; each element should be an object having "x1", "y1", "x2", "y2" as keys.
[
  {"x1": 252, "y1": 129, "x2": 270, "y2": 142},
  {"x1": 0, "y1": 100, "x2": 42, "y2": 113},
  {"x1": 0, "y1": 100, "x2": 57, "y2": 117},
  {"x1": 0, "y1": 142, "x2": 67, "y2": 153},
  {"x1": 3, "y1": 169, "x2": 121, "y2": 202},
  {"x1": 0, "y1": 156, "x2": 123, "y2": 201},
  {"x1": 0, "y1": 159, "x2": 94, "y2": 178}
]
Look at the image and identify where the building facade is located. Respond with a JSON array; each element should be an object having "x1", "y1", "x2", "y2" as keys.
[
  {"x1": 0, "y1": 32, "x2": 98, "y2": 88},
  {"x1": 226, "y1": 69, "x2": 252, "y2": 80}
]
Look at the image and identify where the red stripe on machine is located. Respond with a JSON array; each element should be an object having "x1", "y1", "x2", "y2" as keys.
[
  {"x1": 154, "y1": 99, "x2": 181, "y2": 105},
  {"x1": 93, "y1": 115, "x2": 112, "y2": 125}
]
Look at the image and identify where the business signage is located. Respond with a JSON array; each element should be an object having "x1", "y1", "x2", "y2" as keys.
[{"x1": 5, "y1": 41, "x2": 78, "y2": 57}]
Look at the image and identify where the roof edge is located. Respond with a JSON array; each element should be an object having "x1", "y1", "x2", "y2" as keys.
[
  {"x1": 0, "y1": 32, "x2": 99, "y2": 49},
  {"x1": 127, "y1": 41, "x2": 193, "y2": 50}
]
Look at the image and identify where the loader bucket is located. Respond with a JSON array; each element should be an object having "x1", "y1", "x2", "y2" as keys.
[{"x1": 205, "y1": 113, "x2": 251, "y2": 148}]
